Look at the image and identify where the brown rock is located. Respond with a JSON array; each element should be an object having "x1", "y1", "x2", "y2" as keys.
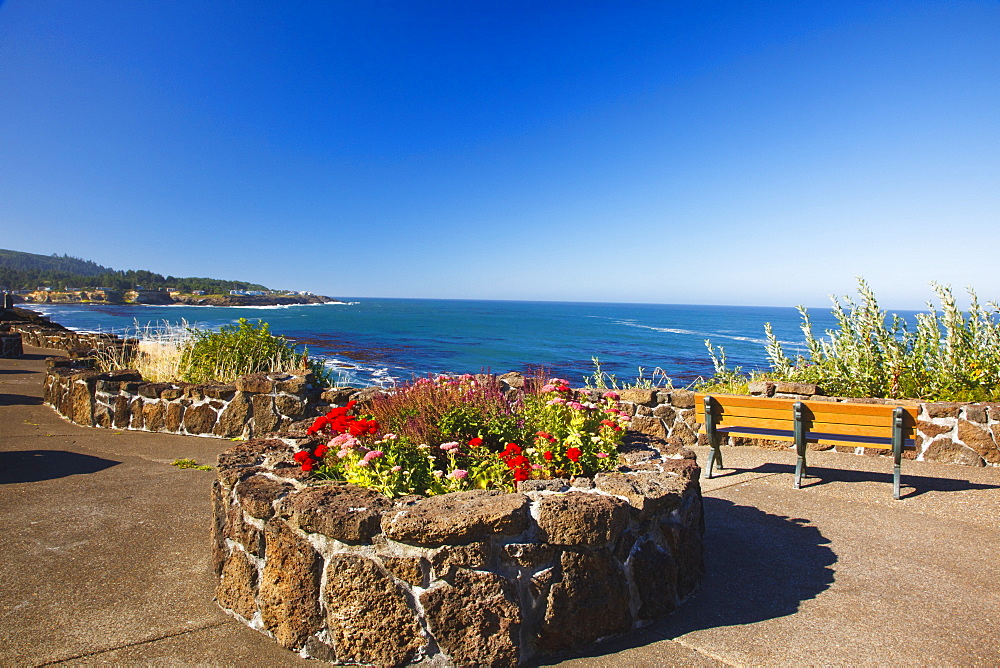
[
  {"x1": 421, "y1": 568, "x2": 521, "y2": 667},
  {"x1": 259, "y1": 521, "x2": 322, "y2": 649},
  {"x1": 204, "y1": 383, "x2": 237, "y2": 400},
  {"x1": 538, "y1": 550, "x2": 631, "y2": 653},
  {"x1": 775, "y1": 381, "x2": 819, "y2": 395},
  {"x1": 431, "y1": 542, "x2": 491, "y2": 579},
  {"x1": 183, "y1": 403, "x2": 217, "y2": 434},
  {"x1": 658, "y1": 457, "x2": 702, "y2": 480},
  {"x1": 235, "y1": 475, "x2": 294, "y2": 519},
  {"x1": 215, "y1": 392, "x2": 251, "y2": 438},
  {"x1": 142, "y1": 402, "x2": 165, "y2": 431},
  {"x1": 138, "y1": 382, "x2": 171, "y2": 399},
  {"x1": 498, "y1": 371, "x2": 525, "y2": 390},
  {"x1": 160, "y1": 388, "x2": 182, "y2": 401},
  {"x1": 594, "y1": 472, "x2": 688, "y2": 518},
  {"x1": 323, "y1": 555, "x2": 424, "y2": 667},
  {"x1": 748, "y1": 381, "x2": 776, "y2": 396},
  {"x1": 653, "y1": 404, "x2": 676, "y2": 421},
  {"x1": 917, "y1": 419, "x2": 952, "y2": 439},
  {"x1": 165, "y1": 402, "x2": 184, "y2": 431},
  {"x1": 216, "y1": 550, "x2": 258, "y2": 621},
  {"x1": 924, "y1": 402, "x2": 962, "y2": 419},
  {"x1": 630, "y1": 540, "x2": 678, "y2": 619},
  {"x1": 964, "y1": 405, "x2": 988, "y2": 424},
  {"x1": 382, "y1": 490, "x2": 530, "y2": 546},
  {"x1": 280, "y1": 484, "x2": 390, "y2": 544},
  {"x1": 211, "y1": 481, "x2": 228, "y2": 575},
  {"x1": 226, "y1": 503, "x2": 265, "y2": 556},
  {"x1": 236, "y1": 373, "x2": 274, "y2": 394},
  {"x1": 129, "y1": 398, "x2": 144, "y2": 429},
  {"x1": 629, "y1": 415, "x2": 668, "y2": 440},
  {"x1": 502, "y1": 543, "x2": 557, "y2": 568},
  {"x1": 959, "y1": 420, "x2": 1000, "y2": 464},
  {"x1": 379, "y1": 555, "x2": 426, "y2": 588},
  {"x1": 922, "y1": 437, "x2": 985, "y2": 467},
  {"x1": 669, "y1": 420, "x2": 698, "y2": 446},
  {"x1": 274, "y1": 376, "x2": 308, "y2": 393},
  {"x1": 112, "y1": 395, "x2": 130, "y2": 428},
  {"x1": 252, "y1": 394, "x2": 280, "y2": 434},
  {"x1": 537, "y1": 492, "x2": 628, "y2": 547},
  {"x1": 669, "y1": 389, "x2": 695, "y2": 409},
  {"x1": 619, "y1": 389, "x2": 656, "y2": 406},
  {"x1": 274, "y1": 394, "x2": 306, "y2": 419},
  {"x1": 71, "y1": 379, "x2": 94, "y2": 426}
]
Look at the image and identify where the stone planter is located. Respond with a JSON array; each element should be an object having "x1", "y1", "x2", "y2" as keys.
[{"x1": 213, "y1": 438, "x2": 705, "y2": 667}]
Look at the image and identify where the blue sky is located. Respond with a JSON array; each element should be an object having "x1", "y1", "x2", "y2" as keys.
[{"x1": 1, "y1": 1, "x2": 997, "y2": 309}]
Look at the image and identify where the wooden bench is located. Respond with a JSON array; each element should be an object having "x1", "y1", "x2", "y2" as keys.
[{"x1": 694, "y1": 393, "x2": 919, "y2": 499}]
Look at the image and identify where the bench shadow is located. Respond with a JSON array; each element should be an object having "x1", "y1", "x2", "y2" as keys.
[
  {"x1": 532, "y1": 497, "x2": 836, "y2": 665},
  {"x1": 721, "y1": 461, "x2": 1000, "y2": 499},
  {"x1": 0, "y1": 392, "x2": 43, "y2": 406},
  {"x1": 0, "y1": 450, "x2": 121, "y2": 483}
]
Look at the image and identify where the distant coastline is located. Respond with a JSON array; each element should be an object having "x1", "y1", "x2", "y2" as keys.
[{"x1": 10, "y1": 291, "x2": 343, "y2": 308}]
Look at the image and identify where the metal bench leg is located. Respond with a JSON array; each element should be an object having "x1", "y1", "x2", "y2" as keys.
[
  {"x1": 704, "y1": 396, "x2": 723, "y2": 478},
  {"x1": 892, "y1": 407, "x2": 904, "y2": 500},
  {"x1": 793, "y1": 402, "x2": 806, "y2": 489}
]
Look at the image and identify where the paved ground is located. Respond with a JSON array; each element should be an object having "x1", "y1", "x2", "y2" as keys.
[{"x1": 2, "y1": 347, "x2": 998, "y2": 666}]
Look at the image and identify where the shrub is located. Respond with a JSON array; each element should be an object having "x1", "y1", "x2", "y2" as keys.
[{"x1": 706, "y1": 279, "x2": 1000, "y2": 401}]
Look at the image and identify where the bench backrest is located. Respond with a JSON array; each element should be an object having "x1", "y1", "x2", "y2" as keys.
[{"x1": 694, "y1": 393, "x2": 919, "y2": 449}]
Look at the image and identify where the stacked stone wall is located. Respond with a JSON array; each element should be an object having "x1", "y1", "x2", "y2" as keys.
[
  {"x1": 43, "y1": 358, "x2": 324, "y2": 439},
  {"x1": 213, "y1": 437, "x2": 705, "y2": 667}
]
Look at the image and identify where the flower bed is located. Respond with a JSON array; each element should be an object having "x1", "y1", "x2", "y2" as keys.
[{"x1": 213, "y1": 436, "x2": 705, "y2": 667}]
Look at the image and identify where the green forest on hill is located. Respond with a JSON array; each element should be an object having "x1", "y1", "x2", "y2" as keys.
[{"x1": 0, "y1": 249, "x2": 269, "y2": 294}]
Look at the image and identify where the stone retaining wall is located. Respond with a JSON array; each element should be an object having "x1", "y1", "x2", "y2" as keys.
[
  {"x1": 43, "y1": 357, "x2": 325, "y2": 439},
  {"x1": 213, "y1": 437, "x2": 705, "y2": 667}
]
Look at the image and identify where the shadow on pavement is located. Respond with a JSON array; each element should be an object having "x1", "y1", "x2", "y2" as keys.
[
  {"x1": 0, "y1": 450, "x2": 120, "y2": 483},
  {"x1": 714, "y1": 461, "x2": 1000, "y2": 498},
  {"x1": 533, "y1": 498, "x2": 836, "y2": 665},
  {"x1": 0, "y1": 392, "x2": 43, "y2": 406}
]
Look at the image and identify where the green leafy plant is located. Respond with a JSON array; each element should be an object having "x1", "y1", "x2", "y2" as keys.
[
  {"x1": 171, "y1": 458, "x2": 213, "y2": 471},
  {"x1": 705, "y1": 278, "x2": 1000, "y2": 401},
  {"x1": 583, "y1": 356, "x2": 672, "y2": 390}
]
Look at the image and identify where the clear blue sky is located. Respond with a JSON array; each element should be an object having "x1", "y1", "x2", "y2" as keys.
[{"x1": 1, "y1": 1, "x2": 997, "y2": 309}]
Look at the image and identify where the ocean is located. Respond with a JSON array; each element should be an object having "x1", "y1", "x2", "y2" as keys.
[{"x1": 23, "y1": 298, "x2": 853, "y2": 387}]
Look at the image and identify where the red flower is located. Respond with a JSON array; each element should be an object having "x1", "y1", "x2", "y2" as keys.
[
  {"x1": 513, "y1": 468, "x2": 530, "y2": 482},
  {"x1": 314, "y1": 444, "x2": 328, "y2": 458},
  {"x1": 293, "y1": 450, "x2": 312, "y2": 463},
  {"x1": 543, "y1": 451, "x2": 554, "y2": 461},
  {"x1": 301, "y1": 461, "x2": 314, "y2": 472},
  {"x1": 468, "y1": 437, "x2": 483, "y2": 447},
  {"x1": 566, "y1": 447, "x2": 582, "y2": 463},
  {"x1": 500, "y1": 443, "x2": 522, "y2": 460}
]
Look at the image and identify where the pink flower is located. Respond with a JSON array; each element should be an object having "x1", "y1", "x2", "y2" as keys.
[
  {"x1": 356, "y1": 459, "x2": 369, "y2": 468},
  {"x1": 391, "y1": 465, "x2": 403, "y2": 472},
  {"x1": 383, "y1": 433, "x2": 398, "y2": 440},
  {"x1": 567, "y1": 401, "x2": 585, "y2": 410},
  {"x1": 547, "y1": 397, "x2": 566, "y2": 406},
  {"x1": 362, "y1": 450, "x2": 384, "y2": 462},
  {"x1": 596, "y1": 452, "x2": 609, "y2": 458},
  {"x1": 603, "y1": 391, "x2": 620, "y2": 400},
  {"x1": 541, "y1": 383, "x2": 557, "y2": 393},
  {"x1": 440, "y1": 442, "x2": 460, "y2": 452},
  {"x1": 449, "y1": 469, "x2": 468, "y2": 480}
]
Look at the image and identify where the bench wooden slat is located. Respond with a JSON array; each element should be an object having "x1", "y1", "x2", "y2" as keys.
[
  {"x1": 695, "y1": 393, "x2": 918, "y2": 419},
  {"x1": 698, "y1": 403, "x2": 916, "y2": 428},
  {"x1": 713, "y1": 415, "x2": 912, "y2": 440}
]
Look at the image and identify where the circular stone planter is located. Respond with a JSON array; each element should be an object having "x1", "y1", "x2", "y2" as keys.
[{"x1": 212, "y1": 438, "x2": 705, "y2": 667}]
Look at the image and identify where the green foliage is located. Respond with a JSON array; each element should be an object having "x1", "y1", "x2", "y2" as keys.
[
  {"x1": 706, "y1": 278, "x2": 1000, "y2": 401},
  {"x1": 582, "y1": 356, "x2": 672, "y2": 390},
  {"x1": 171, "y1": 458, "x2": 213, "y2": 470},
  {"x1": 178, "y1": 318, "x2": 322, "y2": 384},
  {"x1": 0, "y1": 248, "x2": 268, "y2": 293}
]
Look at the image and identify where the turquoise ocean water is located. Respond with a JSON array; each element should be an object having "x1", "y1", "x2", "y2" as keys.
[{"x1": 24, "y1": 299, "x2": 860, "y2": 387}]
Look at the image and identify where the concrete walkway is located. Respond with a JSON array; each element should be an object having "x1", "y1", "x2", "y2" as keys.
[{"x1": 2, "y1": 347, "x2": 998, "y2": 666}]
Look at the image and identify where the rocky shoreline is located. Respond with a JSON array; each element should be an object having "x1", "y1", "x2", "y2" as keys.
[{"x1": 10, "y1": 292, "x2": 342, "y2": 307}]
